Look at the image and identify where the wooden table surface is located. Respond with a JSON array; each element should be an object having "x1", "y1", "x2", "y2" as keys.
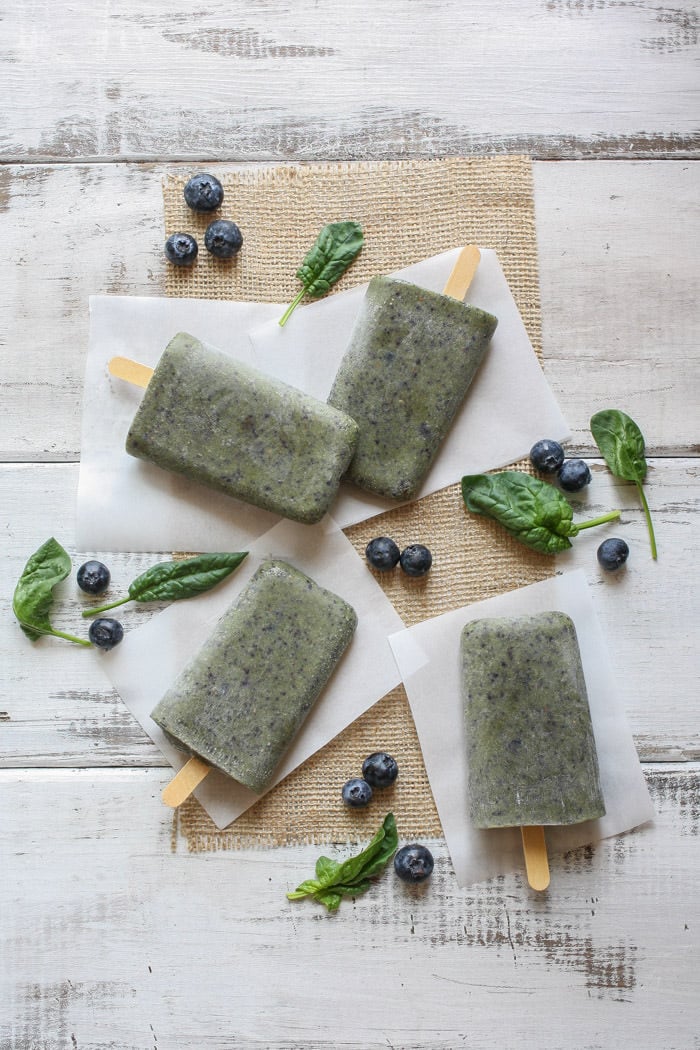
[{"x1": 2, "y1": 3, "x2": 698, "y2": 1048}]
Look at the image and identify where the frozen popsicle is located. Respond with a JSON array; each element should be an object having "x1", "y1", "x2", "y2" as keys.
[
  {"x1": 123, "y1": 332, "x2": 359, "y2": 524},
  {"x1": 327, "y1": 263, "x2": 498, "y2": 500},
  {"x1": 152, "y1": 558, "x2": 357, "y2": 798},
  {"x1": 461, "y1": 611, "x2": 605, "y2": 889}
]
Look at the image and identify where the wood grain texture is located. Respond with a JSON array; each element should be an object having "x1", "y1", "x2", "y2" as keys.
[
  {"x1": 0, "y1": 161, "x2": 697, "y2": 460},
  {"x1": 1, "y1": 461, "x2": 698, "y2": 768},
  {"x1": 1, "y1": 0, "x2": 697, "y2": 161},
  {"x1": 1, "y1": 765, "x2": 698, "y2": 1049}
]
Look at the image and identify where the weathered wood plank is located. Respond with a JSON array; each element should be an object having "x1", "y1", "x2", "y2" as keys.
[
  {"x1": 1, "y1": 0, "x2": 698, "y2": 161},
  {"x1": 1, "y1": 764, "x2": 698, "y2": 1048},
  {"x1": 0, "y1": 161, "x2": 697, "y2": 461},
  {"x1": 1, "y1": 461, "x2": 697, "y2": 768}
]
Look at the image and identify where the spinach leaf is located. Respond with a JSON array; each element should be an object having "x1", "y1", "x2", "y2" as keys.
[
  {"x1": 278, "y1": 221, "x2": 364, "y2": 327},
  {"x1": 287, "y1": 813, "x2": 398, "y2": 912},
  {"x1": 461, "y1": 471, "x2": 621, "y2": 555},
  {"x1": 83, "y1": 551, "x2": 248, "y2": 617},
  {"x1": 13, "y1": 538, "x2": 91, "y2": 646},
  {"x1": 590, "y1": 409, "x2": 657, "y2": 559}
]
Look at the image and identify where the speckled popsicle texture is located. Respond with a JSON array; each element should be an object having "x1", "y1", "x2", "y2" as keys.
[
  {"x1": 126, "y1": 333, "x2": 358, "y2": 524},
  {"x1": 328, "y1": 276, "x2": 497, "y2": 500},
  {"x1": 461, "y1": 611, "x2": 605, "y2": 828},
  {"x1": 150, "y1": 559, "x2": 358, "y2": 795}
]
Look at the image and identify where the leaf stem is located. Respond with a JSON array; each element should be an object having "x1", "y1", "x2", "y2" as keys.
[
  {"x1": 636, "y1": 480, "x2": 658, "y2": 559},
  {"x1": 82, "y1": 596, "x2": 132, "y2": 618},
  {"x1": 49, "y1": 628, "x2": 92, "y2": 647},
  {"x1": 278, "y1": 286, "x2": 306, "y2": 327},
  {"x1": 575, "y1": 509, "x2": 621, "y2": 531}
]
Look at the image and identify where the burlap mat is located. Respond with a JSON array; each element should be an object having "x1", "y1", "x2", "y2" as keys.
[{"x1": 162, "y1": 157, "x2": 554, "y2": 850}]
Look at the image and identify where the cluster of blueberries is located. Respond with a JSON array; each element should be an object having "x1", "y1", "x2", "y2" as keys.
[
  {"x1": 342, "y1": 752, "x2": 434, "y2": 883},
  {"x1": 530, "y1": 438, "x2": 630, "y2": 571},
  {"x1": 76, "y1": 559, "x2": 123, "y2": 649},
  {"x1": 365, "y1": 537, "x2": 432, "y2": 577},
  {"x1": 165, "y1": 174, "x2": 243, "y2": 266}
]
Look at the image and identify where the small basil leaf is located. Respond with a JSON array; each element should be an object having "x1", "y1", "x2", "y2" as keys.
[
  {"x1": 128, "y1": 552, "x2": 248, "y2": 603},
  {"x1": 13, "y1": 538, "x2": 91, "y2": 647},
  {"x1": 315, "y1": 855, "x2": 341, "y2": 884},
  {"x1": 313, "y1": 890, "x2": 343, "y2": 912},
  {"x1": 590, "y1": 409, "x2": 647, "y2": 482},
  {"x1": 279, "y1": 221, "x2": 364, "y2": 326}
]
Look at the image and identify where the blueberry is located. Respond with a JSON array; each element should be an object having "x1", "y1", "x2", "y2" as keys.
[
  {"x1": 362, "y1": 752, "x2": 399, "y2": 788},
  {"x1": 394, "y1": 844, "x2": 434, "y2": 883},
  {"x1": 183, "y1": 173, "x2": 224, "y2": 212},
  {"x1": 77, "y1": 560, "x2": 111, "y2": 595},
  {"x1": 88, "y1": 618, "x2": 124, "y2": 650},
  {"x1": 165, "y1": 232, "x2": 198, "y2": 267},
  {"x1": 558, "y1": 459, "x2": 591, "y2": 492},
  {"x1": 341, "y1": 777, "x2": 373, "y2": 807},
  {"x1": 399, "y1": 544, "x2": 432, "y2": 577},
  {"x1": 597, "y1": 537, "x2": 630, "y2": 571},
  {"x1": 365, "y1": 536, "x2": 401, "y2": 571},
  {"x1": 204, "y1": 219, "x2": 243, "y2": 259},
  {"x1": 530, "y1": 438, "x2": 565, "y2": 474}
]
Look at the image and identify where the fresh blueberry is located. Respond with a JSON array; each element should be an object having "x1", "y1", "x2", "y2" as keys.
[
  {"x1": 362, "y1": 752, "x2": 399, "y2": 788},
  {"x1": 529, "y1": 438, "x2": 565, "y2": 474},
  {"x1": 341, "y1": 777, "x2": 373, "y2": 807},
  {"x1": 183, "y1": 173, "x2": 224, "y2": 212},
  {"x1": 76, "y1": 560, "x2": 111, "y2": 595},
  {"x1": 204, "y1": 219, "x2": 243, "y2": 259},
  {"x1": 399, "y1": 544, "x2": 432, "y2": 577},
  {"x1": 597, "y1": 537, "x2": 630, "y2": 571},
  {"x1": 394, "y1": 844, "x2": 434, "y2": 883},
  {"x1": 165, "y1": 232, "x2": 198, "y2": 267},
  {"x1": 365, "y1": 536, "x2": 401, "y2": 571},
  {"x1": 558, "y1": 459, "x2": 591, "y2": 492},
  {"x1": 88, "y1": 618, "x2": 124, "y2": 650}
]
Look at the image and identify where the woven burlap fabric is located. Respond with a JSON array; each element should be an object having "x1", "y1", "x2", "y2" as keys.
[{"x1": 163, "y1": 157, "x2": 554, "y2": 850}]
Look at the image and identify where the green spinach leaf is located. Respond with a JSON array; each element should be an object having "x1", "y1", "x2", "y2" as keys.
[
  {"x1": 83, "y1": 551, "x2": 248, "y2": 617},
  {"x1": 461, "y1": 471, "x2": 621, "y2": 555},
  {"x1": 590, "y1": 409, "x2": 657, "y2": 559},
  {"x1": 13, "y1": 538, "x2": 91, "y2": 646},
  {"x1": 278, "y1": 221, "x2": 364, "y2": 327},
  {"x1": 287, "y1": 813, "x2": 398, "y2": 912}
]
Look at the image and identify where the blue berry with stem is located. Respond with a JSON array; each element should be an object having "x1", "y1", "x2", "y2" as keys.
[
  {"x1": 204, "y1": 219, "x2": 243, "y2": 259},
  {"x1": 341, "y1": 778, "x2": 373, "y2": 807},
  {"x1": 165, "y1": 232, "x2": 198, "y2": 267},
  {"x1": 394, "y1": 844, "x2": 434, "y2": 883},
  {"x1": 183, "y1": 173, "x2": 224, "y2": 212}
]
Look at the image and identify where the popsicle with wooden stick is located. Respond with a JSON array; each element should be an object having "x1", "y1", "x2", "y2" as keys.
[
  {"x1": 327, "y1": 245, "x2": 497, "y2": 500},
  {"x1": 153, "y1": 558, "x2": 357, "y2": 807},
  {"x1": 109, "y1": 332, "x2": 359, "y2": 525},
  {"x1": 460, "y1": 611, "x2": 605, "y2": 891}
]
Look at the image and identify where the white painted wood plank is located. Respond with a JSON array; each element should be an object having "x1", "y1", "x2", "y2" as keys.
[
  {"x1": 1, "y1": 0, "x2": 697, "y2": 160},
  {"x1": 2, "y1": 765, "x2": 698, "y2": 1048},
  {"x1": 535, "y1": 160, "x2": 700, "y2": 455},
  {"x1": 0, "y1": 161, "x2": 698, "y2": 461},
  {"x1": 1, "y1": 461, "x2": 698, "y2": 767}
]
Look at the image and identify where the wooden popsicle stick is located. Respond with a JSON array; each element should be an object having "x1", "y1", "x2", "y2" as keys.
[
  {"x1": 521, "y1": 826, "x2": 550, "y2": 891},
  {"x1": 442, "y1": 244, "x2": 481, "y2": 300},
  {"x1": 161, "y1": 755, "x2": 211, "y2": 808},
  {"x1": 108, "y1": 355, "x2": 154, "y2": 388}
]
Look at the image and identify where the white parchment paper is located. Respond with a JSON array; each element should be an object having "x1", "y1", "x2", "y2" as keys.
[
  {"x1": 77, "y1": 248, "x2": 569, "y2": 552},
  {"x1": 93, "y1": 516, "x2": 405, "y2": 829},
  {"x1": 388, "y1": 570, "x2": 655, "y2": 888}
]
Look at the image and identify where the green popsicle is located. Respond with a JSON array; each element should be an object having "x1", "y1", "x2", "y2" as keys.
[{"x1": 125, "y1": 332, "x2": 359, "y2": 524}]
